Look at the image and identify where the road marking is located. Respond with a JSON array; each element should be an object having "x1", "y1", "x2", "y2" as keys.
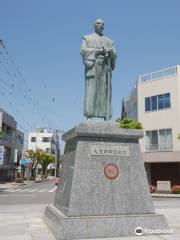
[
  {"x1": 18, "y1": 189, "x2": 31, "y2": 192},
  {"x1": 48, "y1": 186, "x2": 57, "y2": 192},
  {"x1": 0, "y1": 194, "x2": 35, "y2": 197},
  {"x1": 28, "y1": 189, "x2": 38, "y2": 192},
  {"x1": 3, "y1": 188, "x2": 14, "y2": 192},
  {"x1": 8, "y1": 188, "x2": 22, "y2": 192},
  {"x1": 1, "y1": 186, "x2": 57, "y2": 193},
  {"x1": 38, "y1": 189, "x2": 48, "y2": 192}
]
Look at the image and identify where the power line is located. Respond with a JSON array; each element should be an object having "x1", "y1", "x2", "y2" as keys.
[{"x1": 0, "y1": 40, "x2": 67, "y2": 132}]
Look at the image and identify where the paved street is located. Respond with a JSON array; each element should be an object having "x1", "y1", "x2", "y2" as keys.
[
  {"x1": 0, "y1": 181, "x2": 180, "y2": 240},
  {"x1": 0, "y1": 180, "x2": 56, "y2": 204}
]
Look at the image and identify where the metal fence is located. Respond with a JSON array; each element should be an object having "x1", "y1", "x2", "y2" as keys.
[
  {"x1": 145, "y1": 144, "x2": 173, "y2": 152},
  {"x1": 138, "y1": 66, "x2": 177, "y2": 83}
]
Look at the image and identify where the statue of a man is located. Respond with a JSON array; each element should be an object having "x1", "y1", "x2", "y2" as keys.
[{"x1": 80, "y1": 19, "x2": 116, "y2": 120}]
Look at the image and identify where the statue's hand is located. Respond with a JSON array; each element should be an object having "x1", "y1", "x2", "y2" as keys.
[
  {"x1": 103, "y1": 48, "x2": 113, "y2": 57},
  {"x1": 95, "y1": 48, "x2": 104, "y2": 57}
]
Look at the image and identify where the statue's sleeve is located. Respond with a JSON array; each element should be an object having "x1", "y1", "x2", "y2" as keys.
[
  {"x1": 110, "y1": 41, "x2": 117, "y2": 71},
  {"x1": 80, "y1": 37, "x2": 96, "y2": 69}
]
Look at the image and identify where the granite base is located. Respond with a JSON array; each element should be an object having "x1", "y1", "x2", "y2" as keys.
[
  {"x1": 44, "y1": 122, "x2": 169, "y2": 239},
  {"x1": 44, "y1": 205, "x2": 169, "y2": 239}
]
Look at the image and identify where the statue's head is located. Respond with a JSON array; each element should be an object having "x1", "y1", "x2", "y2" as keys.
[{"x1": 94, "y1": 19, "x2": 104, "y2": 35}]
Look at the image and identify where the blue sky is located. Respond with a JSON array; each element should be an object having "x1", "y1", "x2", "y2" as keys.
[{"x1": 1, "y1": 0, "x2": 180, "y2": 142}]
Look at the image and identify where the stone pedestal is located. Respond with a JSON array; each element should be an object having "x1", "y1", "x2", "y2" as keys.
[{"x1": 44, "y1": 121, "x2": 169, "y2": 239}]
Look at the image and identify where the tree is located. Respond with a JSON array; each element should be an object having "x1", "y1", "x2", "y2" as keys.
[
  {"x1": 27, "y1": 149, "x2": 55, "y2": 178},
  {"x1": 26, "y1": 149, "x2": 43, "y2": 178},
  {"x1": 116, "y1": 117, "x2": 143, "y2": 129},
  {"x1": 40, "y1": 152, "x2": 55, "y2": 177}
]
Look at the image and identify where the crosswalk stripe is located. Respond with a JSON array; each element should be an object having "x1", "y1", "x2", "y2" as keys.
[
  {"x1": 4, "y1": 189, "x2": 14, "y2": 192},
  {"x1": 8, "y1": 188, "x2": 22, "y2": 192},
  {"x1": 38, "y1": 189, "x2": 48, "y2": 192},
  {"x1": 48, "y1": 187, "x2": 57, "y2": 192},
  {"x1": 18, "y1": 189, "x2": 31, "y2": 192},
  {"x1": 3, "y1": 186, "x2": 57, "y2": 193},
  {"x1": 28, "y1": 189, "x2": 38, "y2": 192}
]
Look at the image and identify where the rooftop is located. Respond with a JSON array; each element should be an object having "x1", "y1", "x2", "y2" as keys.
[
  {"x1": 127, "y1": 65, "x2": 179, "y2": 101},
  {"x1": 138, "y1": 65, "x2": 178, "y2": 83}
]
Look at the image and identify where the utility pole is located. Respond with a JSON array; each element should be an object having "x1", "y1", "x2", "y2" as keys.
[{"x1": 55, "y1": 129, "x2": 64, "y2": 177}]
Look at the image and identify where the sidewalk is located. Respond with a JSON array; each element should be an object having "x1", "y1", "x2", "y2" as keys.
[
  {"x1": 0, "y1": 205, "x2": 56, "y2": 240},
  {"x1": 0, "y1": 180, "x2": 34, "y2": 190},
  {"x1": 0, "y1": 203, "x2": 180, "y2": 240}
]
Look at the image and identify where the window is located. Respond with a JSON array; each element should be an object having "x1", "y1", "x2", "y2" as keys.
[
  {"x1": 164, "y1": 93, "x2": 171, "y2": 108},
  {"x1": 158, "y1": 95, "x2": 164, "y2": 109},
  {"x1": 145, "y1": 97, "x2": 151, "y2": 111},
  {"x1": 0, "y1": 146, "x2": 4, "y2": 164},
  {"x1": 151, "y1": 130, "x2": 158, "y2": 146},
  {"x1": 42, "y1": 137, "x2": 50, "y2": 142},
  {"x1": 46, "y1": 148, "x2": 51, "y2": 153},
  {"x1": 145, "y1": 129, "x2": 172, "y2": 152},
  {"x1": 159, "y1": 129, "x2": 172, "y2": 150},
  {"x1": 6, "y1": 126, "x2": 12, "y2": 136},
  {"x1": 31, "y1": 137, "x2": 36, "y2": 142},
  {"x1": 151, "y1": 96, "x2": 157, "y2": 110},
  {"x1": 146, "y1": 130, "x2": 158, "y2": 151},
  {"x1": 18, "y1": 136, "x2": 23, "y2": 144},
  {"x1": 145, "y1": 93, "x2": 171, "y2": 112}
]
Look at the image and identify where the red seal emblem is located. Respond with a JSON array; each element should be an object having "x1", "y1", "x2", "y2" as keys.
[{"x1": 104, "y1": 163, "x2": 119, "y2": 180}]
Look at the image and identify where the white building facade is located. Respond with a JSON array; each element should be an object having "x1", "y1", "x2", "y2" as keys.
[
  {"x1": 28, "y1": 128, "x2": 59, "y2": 157},
  {"x1": 124, "y1": 65, "x2": 180, "y2": 186}
]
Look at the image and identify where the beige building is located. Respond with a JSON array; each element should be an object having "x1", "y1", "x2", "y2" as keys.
[{"x1": 124, "y1": 65, "x2": 180, "y2": 186}]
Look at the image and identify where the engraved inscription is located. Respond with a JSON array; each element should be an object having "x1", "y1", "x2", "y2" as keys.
[
  {"x1": 90, "y1": 145, "x2": 129, "y2": 157},
  {"x1": 104, "y1": 163, "x2": 119, "y2": 180}
]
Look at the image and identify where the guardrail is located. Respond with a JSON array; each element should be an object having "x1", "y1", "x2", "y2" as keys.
[
  {"x1": 138, "y1": 66, "x2": 177, "y2": 83},
  {"x1": 145, "y1": 144, "x2": 173, "y2": 152}
]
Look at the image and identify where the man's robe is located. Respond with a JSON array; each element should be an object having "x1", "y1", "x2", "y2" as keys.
[{"x1": 81, "y1": 32, "x2": 116, "y2": 119}]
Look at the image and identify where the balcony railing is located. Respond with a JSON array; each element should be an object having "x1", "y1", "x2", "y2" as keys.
[
  {"x1": 127, "y1": 65, "x2": 178, "y2": 101},
  {"x1": 145, "y1": 144, "x2": 173, "y2": 152},
  {"x1": 0, "y1": 134, "x2": 16, "y2": 144},
  {"x1": 138, "y1": 66, "x2": 177, "y2": 83}
]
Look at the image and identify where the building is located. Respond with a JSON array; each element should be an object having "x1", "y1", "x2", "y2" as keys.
[
  {"x1": 123, "y1": 65, "x2": 180, "y2": 186},
  {"x1": 28, "y1": 128, "x2": 60, "y2": 160},
  {"x1": 0, "y1": 109, "x2": 24, "y2": 182}
]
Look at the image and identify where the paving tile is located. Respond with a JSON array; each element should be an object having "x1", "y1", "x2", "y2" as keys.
[
  {"x1": 158, "y1": 234, "x2": 180, "y2": 240},
  {"x1": 0, "y1": 234, "x2": 32, "y2": 240},
  {"x1": 0, "y1": 223, "x2": 27, "y2": 236},
  {"x1": 31, "y1": 233, "x2": 55, "y2": 240},
  {"x1": 81, "y1": 236, "x2": 163, "y2": 240}
]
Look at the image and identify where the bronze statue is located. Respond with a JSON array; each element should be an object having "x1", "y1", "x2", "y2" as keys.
[{"x1": 81, "y1": 19, "x2": 116, "y2": 120}]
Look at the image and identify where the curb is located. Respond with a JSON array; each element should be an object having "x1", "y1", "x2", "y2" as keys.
[
  {"x1": 151, "y1": 193, "x2": 180, "y2": 198},
  {"x1": 0, "y1": 179, "x2": 50, "y2": 190}
]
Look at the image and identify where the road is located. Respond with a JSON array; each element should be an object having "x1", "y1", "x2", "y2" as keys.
[
  {"x1": 0, "y1": 180, "x2": 56, "y2": 204},
  {"x1": 0, "y1": 180, "x2": 180, "y2": 208}
]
